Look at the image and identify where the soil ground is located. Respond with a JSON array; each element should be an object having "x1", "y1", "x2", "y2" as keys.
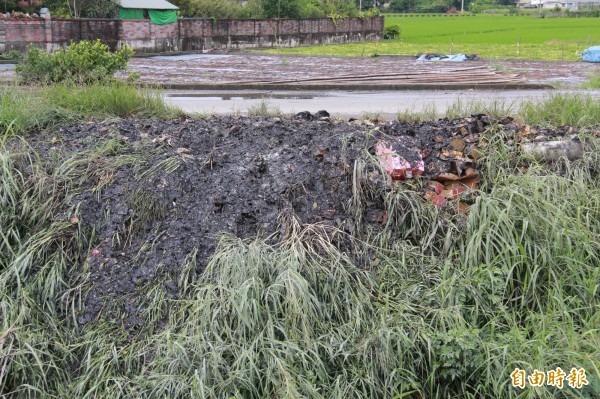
[
  {"x1": 18, "y1": 113, "x2": 584, "y2": 332},
  {"x1": 2, "y1": 54, "x2": 598, "y2": 88},
  {"x1": 123, "y1": 54, "x2": 598, "y2": 88}
]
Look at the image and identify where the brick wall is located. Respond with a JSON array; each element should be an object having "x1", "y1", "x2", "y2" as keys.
[
  {"x1": 279, "y1": 19, "x2": 299, "y2": 35},
  {"x1": 256, "y1": 20, "x2": 277, "y2": 35},
  {"x1": 52, "y1": 19, "x2": 119, "y2": 49},
  {"x1": 2, "y1": 19, "x2": 46, "y2": 51},
  {"x1": 0, "y1": 16, "x2": 383, "y2": 53},
  {"x1": 150, "y1": 21, "x2": 178, "y2": 39},
  {"x1": 119, "y1": 20, "x2": 150, "y2": 41}
]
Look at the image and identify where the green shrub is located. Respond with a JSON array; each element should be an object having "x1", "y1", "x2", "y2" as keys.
[
  {"x1": 384, "y1": 24, "x2": 401, "y2": 39},
  {"x1": 16, "y1": 40, "x2": 134, "y2": 84},
  {"x1": 0, "y1": 50, "x2": 23, "y2": 60}
]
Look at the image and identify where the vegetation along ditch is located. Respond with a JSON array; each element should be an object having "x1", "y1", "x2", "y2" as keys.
[{"x1": 0, "y1": 41, "x2": 599, "y2": 398}]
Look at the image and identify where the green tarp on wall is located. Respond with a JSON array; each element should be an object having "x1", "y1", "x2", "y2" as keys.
[
  {"x1": 148, "y1": 9, "x2": 177, "y2": 25},
  {"x1": 118, "y1": 8, "x2": 144, "y2": 19}
]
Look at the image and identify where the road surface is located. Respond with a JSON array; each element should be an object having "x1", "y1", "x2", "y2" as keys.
[{"x1": 164, "y1": 89, "x2": 600, "y2": 119}]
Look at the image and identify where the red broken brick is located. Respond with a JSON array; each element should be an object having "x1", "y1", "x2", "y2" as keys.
[{"x1": 376, "y1": 140, "x2": 424, "y2": 181}]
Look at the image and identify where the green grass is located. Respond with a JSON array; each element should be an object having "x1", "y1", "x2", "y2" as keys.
[
  {"x1": 385, "y1": 14, "x2": 600, "y2": 45},
  {"x1": 519, "y1": 93, "x2": 600, "y2": 126},
  {"x1": 246, "y1": 99, "x2": 283, "y2": 117},
  {"x1": 582, "y1": 72, "x2": 600, "y2": 89},
  {"x1": 0, "y1": 82, "x2": 179, "y2": 135},
  {"x1": 263, "y1": 14, "x2": 600, "y2": 60},
  {"x1": 441, "y1": 93, "x2": 600, "y2": 127},
  {"x1": 1, "y1": 89, "x2": 599, "y2": 398},
  {"x1": 397, "y1": 93, "x2": 600, "y2": 128}
]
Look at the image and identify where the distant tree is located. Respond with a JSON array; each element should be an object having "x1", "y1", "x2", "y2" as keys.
[
  {"x1": 3, "y1": 0, "x2": 17, "y2": 13},
  {"x1": 261, "y1": 0, "x2": 302, "y2": 18},
  {"x1": 388, "y1": 0, "x2": 411, "y2": 12},
  {"x1": 3, "y1": 0, "x2": 43, "y2": 12},
  {"x1": 42, "y1": 0, "x2": 114, "y2": 17},
  {"x1": 235, "y1": 0, "x2": 264, "y2": 18},
  {"x1": 321, "y1": 0, "x2": 357, "y2": 16},
  {"x1": 189, "y1": 0, "x2": 237, "y2": 18},
  {"x1": 170, "y1": 0, "x2": 194, "y2": 16}
]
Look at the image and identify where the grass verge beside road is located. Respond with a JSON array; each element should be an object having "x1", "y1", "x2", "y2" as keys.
[
  {"x1": 437, "y1": 93, "x2": 600, "y2": 127},
  {"x1": 0, "y1": 82, "x2": 179, "y2": 136}
]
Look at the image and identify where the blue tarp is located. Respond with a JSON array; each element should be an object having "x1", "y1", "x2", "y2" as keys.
[
  {"x1": 582, "y1": 46, "x2": 600, "y2": 63},
  {"x1": 417, "y1": 53, "x2": 479, "y2": 62}
]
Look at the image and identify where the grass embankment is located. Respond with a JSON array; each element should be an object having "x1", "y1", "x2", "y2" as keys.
[
  {"x1": 399, "y1": 93, "x2": 600, "y2": 126},
  {"x1": 1, "y1": 87, "x2": 600, "y2": 398},
  {"x1": 0, "y1": 82, "x2": 179, "y2": 135},
  {"x1": 264, "y1": 14, "x2": 600, "y2": 60},
  {"x1": 582, "y1": 72, "x2": 600, "y2": 89}
]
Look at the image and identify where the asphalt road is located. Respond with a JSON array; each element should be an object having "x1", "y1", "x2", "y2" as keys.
[{"x1": 164, "y1": 89, "x2": 600, "y2": 119}]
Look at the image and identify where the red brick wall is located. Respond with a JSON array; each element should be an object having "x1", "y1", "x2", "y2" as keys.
[
  {"x1": 279, "y1": 19, "x2": 299, "y2": 35},
  {"x1": 52, "y1": 19, "x2": 119, "y2": 43},
  {"x1": 180, "y1": 19, "x2": 212, "y2": 37},
  {"x1": 0, "y1": 16, "x2": 384, "y2": 53},
  {"x1": 320, "y1": 18, "x2": 336, "y2": 33},
  {"x1": 335, "y1": 18, "x2": 350, "y2": 32},
  {"x1": 4, "y1": 19, "x2": 46, "y2": 42},
  {"x1": 119, "y1": 20, "x2": 150, "y2": 41},
  {"x1": 350, "y1": 18, "x2": 363, "y2": 32},
  {"x1": 229, "y1": 20, "x2": 254, "y2": 36},
  {"x1": 212, "y1": 20, "x2": 229, "y2": 36},
  {"x1": 256, "y1": 20, "x2": 277, "y2": 35},
  {"x1": 150, "y1": 21, "x2": 178, "y2": 39}
]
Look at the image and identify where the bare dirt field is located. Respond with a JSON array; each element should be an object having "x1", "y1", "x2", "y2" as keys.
[
  {"x1": 2, "y1": 53, "x2": 597, "y2": 88},
  {"x1": 120, "y1": 54, "x2": 598, "y2": 88}
]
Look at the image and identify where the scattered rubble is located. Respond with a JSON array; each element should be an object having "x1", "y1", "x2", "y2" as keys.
[
  {"x1": 20, "y1": 113, "x2": 594, "y2": 330},
  {"x1": 378, "y1": 115, "x2": 594, "y2": 209},
  {"x1": 1, "y1": 11, "x2": 41, "y2": 19},
  {"x1": 521, "y1": 139, "x2": 587, "y2": 162}
]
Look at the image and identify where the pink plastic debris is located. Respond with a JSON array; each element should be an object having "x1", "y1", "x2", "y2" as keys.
[
  {"x1": 91, "y1": 249, "x2": 100, "y2": 257},
  {"x1": 376, "y1": 140, "x2": 425, "y2": 180}
]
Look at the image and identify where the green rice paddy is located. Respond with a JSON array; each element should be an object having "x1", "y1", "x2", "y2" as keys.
[{"x1": 264, "y1": 14, "x2": 600, "y2": 60}]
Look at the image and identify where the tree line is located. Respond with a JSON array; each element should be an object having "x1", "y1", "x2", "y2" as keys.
[
  {"x1": 6, "y1": 0, "x2": 518, "y2": 19},
  {"x1": 6, "y1": 0, "x2": 374, "y2": 18}
]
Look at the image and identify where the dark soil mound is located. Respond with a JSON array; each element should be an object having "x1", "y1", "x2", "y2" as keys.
[
  {"x1": 37, "y1": 115, "x2": 371, "y2": 330},
  {"x1": 26, "y1": 113, "x2": 578, "y2": 332}
]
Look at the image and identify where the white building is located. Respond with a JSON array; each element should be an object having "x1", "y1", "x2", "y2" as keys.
[{"x1": 520, "y1": 0, "x2": 600, "y2": 9}]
